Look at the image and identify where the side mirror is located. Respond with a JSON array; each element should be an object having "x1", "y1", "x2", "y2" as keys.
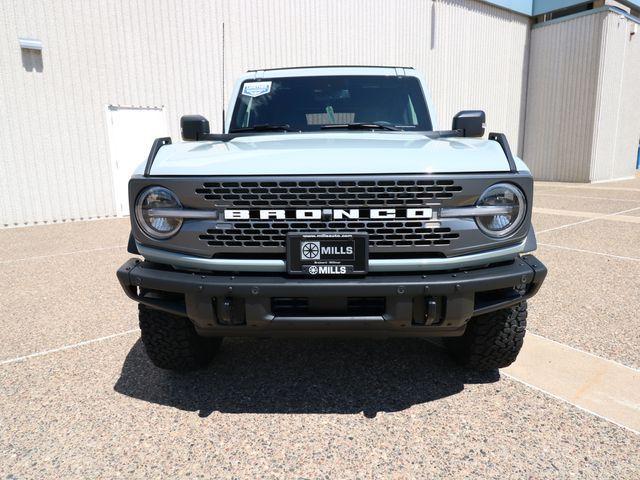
[
  {"x1": 452, "y1": 110, "x2": 486, "y2": 137},
  {"x1": 181, "y1": 115, "x2": 210, "y2": 141}
]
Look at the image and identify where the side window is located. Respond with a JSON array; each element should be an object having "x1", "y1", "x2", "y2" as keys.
[
  {"x1": 407, "y1": 95, "x2": 418, "y2": 125},
  {"x1": 240, "y1": 98, "x2": 252, "y2": 127}
]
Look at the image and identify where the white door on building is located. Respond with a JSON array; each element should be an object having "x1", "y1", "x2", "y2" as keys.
[{"x1": 106, "y1": 105, "x2": 169, "y2": 215}]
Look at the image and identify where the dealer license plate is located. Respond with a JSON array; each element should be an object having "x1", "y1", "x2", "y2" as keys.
[{"x1": 286, "y1": 233, "x2": 368, "y2": 276}]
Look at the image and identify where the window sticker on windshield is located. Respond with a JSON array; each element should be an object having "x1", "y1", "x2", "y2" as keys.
[{"x1": 242, "y1": 81, "x2": 272, "y2": 97}]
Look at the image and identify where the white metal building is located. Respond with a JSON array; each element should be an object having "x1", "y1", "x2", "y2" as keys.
[
  {"x1": 1, "y1": 0, "x2": 639, "y2": 227},
  {"x1": 524, "y1": 5, "x2": 640, "y2": 182}
]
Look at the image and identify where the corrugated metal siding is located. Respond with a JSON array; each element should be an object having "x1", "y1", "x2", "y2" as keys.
[
  {"x1": 0, "y1": 0, "x2": 529, "y2": 227},
  {"x1": 592, "y1": 12, "x2": 628, "y2": 181},
  {"x1": 614, "y1": 18, "x2": 640, "y2": 180},
  {"x1": 0, "y1": 0, "x2": 224, "y2": 227},
  {"x1": 595, "y1": 12, "x2": 640, "y2": 181},
  {"x1": 523, "y1": 12, "x2": 604, "y2": 182},
  {"x1": 223, "y1": 0, "x2": 530, "y2": 149},
  {"x1": 523, "y1": 9, "x2": 640, "y2": 182}
]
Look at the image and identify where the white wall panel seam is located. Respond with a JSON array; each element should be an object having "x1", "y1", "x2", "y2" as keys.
[{"x1": 610, "y1": 15, "x2": 628, "y2": 180}]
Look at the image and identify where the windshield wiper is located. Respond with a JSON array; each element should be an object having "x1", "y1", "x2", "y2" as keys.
[
  {"x1": 229, "y1": 124, "x2": 292, "y2": 133},
  {"x1": 320, "y1": 122, "x2": 400, "y2": 131}
]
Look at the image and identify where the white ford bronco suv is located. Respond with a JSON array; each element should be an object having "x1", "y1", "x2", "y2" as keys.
[{"x1": 117, "y1": 66, "x2": 546, "y2": 372}]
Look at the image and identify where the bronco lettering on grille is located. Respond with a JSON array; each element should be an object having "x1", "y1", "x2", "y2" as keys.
[{"x1": 224, "y1": 208, "x2": 433, "y2": 221}]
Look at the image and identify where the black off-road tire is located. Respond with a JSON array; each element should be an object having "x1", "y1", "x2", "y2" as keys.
[
  {"x1": 138, "y1": 305, "x2": 222, "y2": 371},
  {"x1": 444, "y1": 302, "x2": 527, "y2": 371}
]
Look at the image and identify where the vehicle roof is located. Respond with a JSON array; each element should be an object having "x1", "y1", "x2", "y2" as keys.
[
  {"x1": 247, "y1": 65, "x2": 415, "y2": 72},
  {"x1": 242, "y1": 66, "x2": 418, "y2": 79}
]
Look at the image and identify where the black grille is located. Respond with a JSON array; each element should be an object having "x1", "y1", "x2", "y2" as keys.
[
  {"x1": 272, "y1": 297, "x2": 309, "y2": 316},
  {"x1": 195, "y1": 178, "x2": 462, "y2": 251},
  {"x1": 271, "y1": 297, "x2": 386, "y2": 316},
  {"x1": 199, "y1": 221, "x2": 459, "y2": 249},
  {"x1": 196, "y1": 179, "x2": 462, "y2": 207}
]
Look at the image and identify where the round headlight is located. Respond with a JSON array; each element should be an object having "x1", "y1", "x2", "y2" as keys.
[
  {"x1": 135, "y1": 186, "x2": 183, "y2": 239},
  {"x1": 475, "y1": 183, "x2": 526, "y2": 237}
]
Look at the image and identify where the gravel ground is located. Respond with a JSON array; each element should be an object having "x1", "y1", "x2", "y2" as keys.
[
  {"x1": 2, "y1": 335, "x2": 639, "y2": 479},
  {"x1": 532, "y1": 194, "x2": 640, "y2": 214},
  {"x1": 535, "y1": 182, "x2": 640, "y2": 201},
  {"x1": 1, "y1": 177, "x2": 639, "y2": 478},
  {"x1": 539, "y1": 219, "x2": 640, "y2": 258},
  {"x1": 531, "y1": 212, "x2": 582, "y2": 232},
  {"x1": 0, "y1": 249, "x2": 134, "y2": 361},
  {"x1": 527, "y1": 246, "x2": 640, "y2": 368},
  {"x1": 0, "y1": 218, "x2": 129, "y2": 262},
  {"x1": 528, "y1": 176, "x2": 640, "y2": 368}
]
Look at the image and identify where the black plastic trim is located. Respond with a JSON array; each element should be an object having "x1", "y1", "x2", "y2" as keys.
[
  {"x1": 127, "y1": 173, "x2": 534, "y2": 260},
  {"x1": 488, "y1": 132, "x2": 518, "y2": 173},
  {"x1": 143, "y1": 137, "x2": 172, "y2": 176},
  {"x1": 190, "y1": 129, "x2": 467, "y2": 143},
  {"x1": 127, "y1": 233, "x2": 139, "y2": 255},
  {"x1": 452, "y1": 110, "x2": 486, "y2": 137},
  {"x1": 116, "y1": 255, "x2": 547, "y2": 336}
]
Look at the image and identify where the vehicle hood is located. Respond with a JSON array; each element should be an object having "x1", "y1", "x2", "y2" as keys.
[{"x1": 141, "y1": 132, "x2": 528, "y2": 176}]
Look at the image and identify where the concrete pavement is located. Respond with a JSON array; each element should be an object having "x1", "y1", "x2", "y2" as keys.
[{"x1": 1, "y1": 177, "x2": 639, "y2": 478}]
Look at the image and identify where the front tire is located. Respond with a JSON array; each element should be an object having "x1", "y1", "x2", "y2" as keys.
[
  {"x1": 138, "y1": 305, "x2": 222, "y2": 371},
  {"x1": 444, "y1": 302, "x2": 527, "y2": 371}
]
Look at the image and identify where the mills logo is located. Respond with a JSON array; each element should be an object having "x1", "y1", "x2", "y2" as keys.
[
  {"x1": 307, "y1": 265, "x2": 348, "y2": 275},
  {"x1": 301, "y1": 241, "x2": 353, "y2": 260}
]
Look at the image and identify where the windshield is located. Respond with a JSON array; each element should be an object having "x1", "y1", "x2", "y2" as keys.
[{"x1": 229, "y1": 75, "x2": 433, "y2": 132}]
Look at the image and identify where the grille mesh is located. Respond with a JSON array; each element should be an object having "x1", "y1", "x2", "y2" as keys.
[
  {"x1": 195, "y1": 179, "x2": 463, "y2": 251},
  {"x1": 196, "y1": 179, "x2": 462, "y2": 207},
  {"x1": 199, "y1": 221, "x2": 458, "y2": 249}
]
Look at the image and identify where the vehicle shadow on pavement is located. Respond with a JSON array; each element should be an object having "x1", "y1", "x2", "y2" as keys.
[{"x1": 114, "y1": 338, "x2": 499, "y2": 417}]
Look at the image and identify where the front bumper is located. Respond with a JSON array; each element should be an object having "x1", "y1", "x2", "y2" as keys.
[{"x1": 117, "y1": 255, "x2": 546, "y2": 337}]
